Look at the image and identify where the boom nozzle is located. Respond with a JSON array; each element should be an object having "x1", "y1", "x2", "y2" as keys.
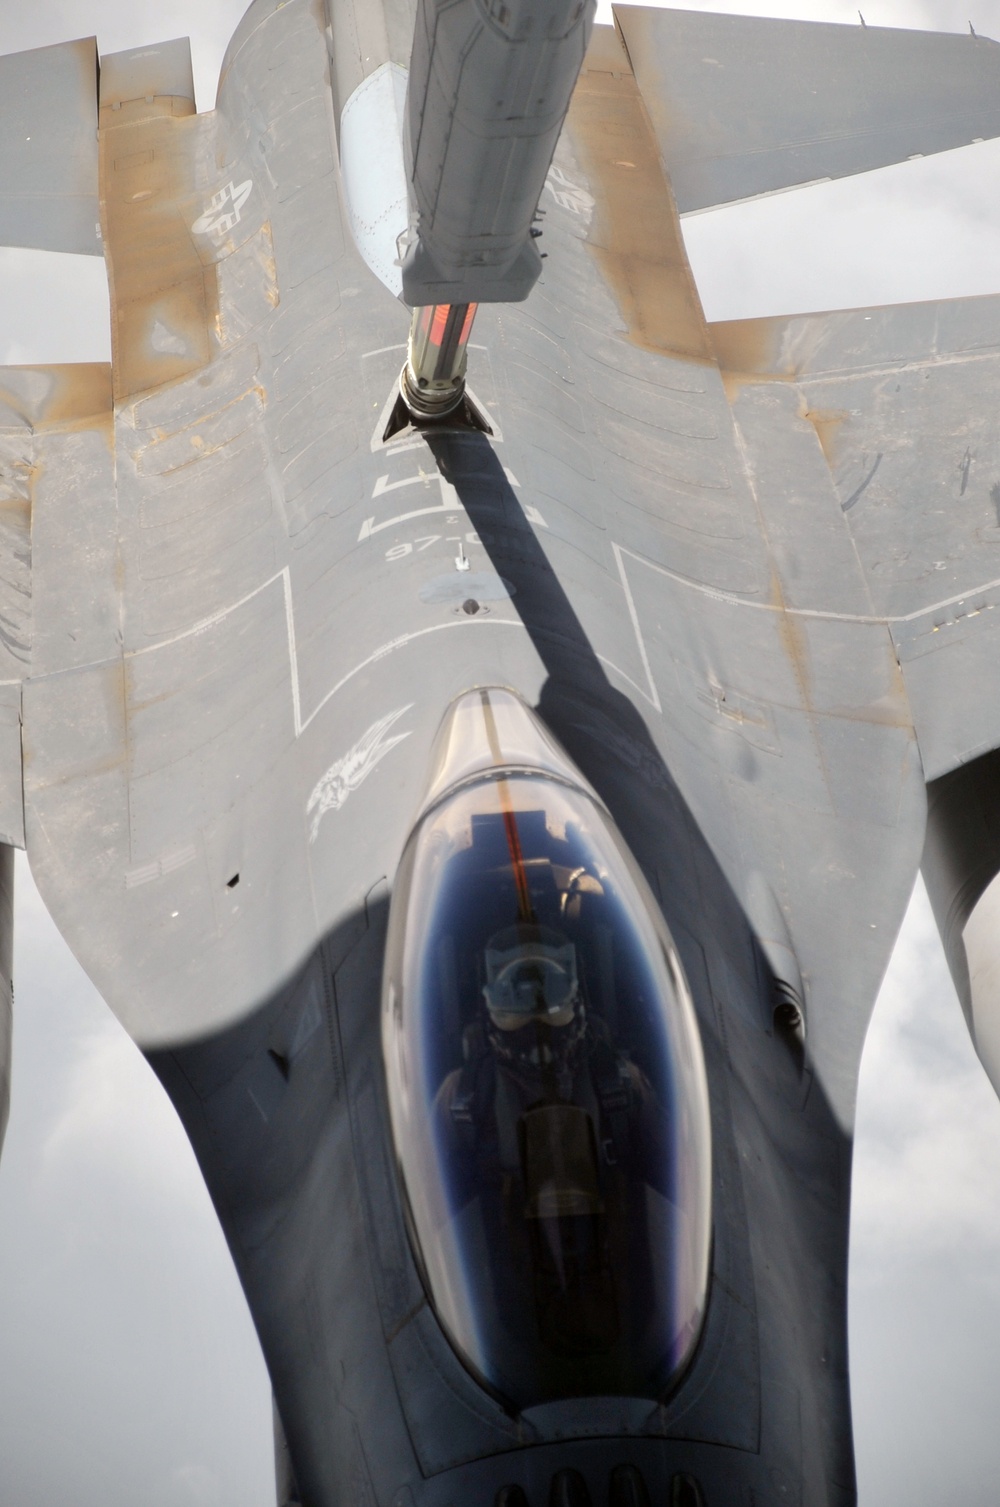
[{"x1": 401, "y1": 301, "x2": 478, "y2": 419}]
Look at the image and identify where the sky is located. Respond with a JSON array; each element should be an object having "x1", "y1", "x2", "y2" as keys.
[{"x1": 2, "y1": 0, "x2": 1000, "y2": 1503}]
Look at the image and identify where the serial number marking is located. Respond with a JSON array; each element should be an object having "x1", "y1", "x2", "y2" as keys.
[{"x1": 385, "y1": 531, "x2": 483, "y2": 561}]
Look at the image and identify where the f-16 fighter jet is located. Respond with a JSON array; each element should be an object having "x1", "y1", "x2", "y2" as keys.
[{"x1": 5, "y1": 1, "x2": 1000, "y2": 1503}]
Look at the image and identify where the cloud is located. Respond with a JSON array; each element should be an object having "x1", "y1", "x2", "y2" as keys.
[
  {"x1": 0, "y1": 856, "x2": 273, "y2": 1507},
  {"x1": 850, "y1": 881, "x2": 1000, "y2": 1504},
  {"x1": 162, "y1": 1463, "x2": 224, "y2": 1507},
  {"x1": 0, "y1": 248, "x2": 110, "y2": 366}
]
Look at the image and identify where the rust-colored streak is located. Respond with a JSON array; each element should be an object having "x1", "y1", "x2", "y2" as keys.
[
  {"x1": 770, "y1": 566, "x2": 815, "y2": 724},
  {"x1": 709, "y1": 317, "x2": 790, "y2": 380},
  {"x1": 564, "y1": 27, "x2": 713, "y2": 364},
  {"x1": 100, "y1": 95, "x2": 219, "y2": 402},
  {"x1": 38, "y1": 364, "x2": 112, "y2": 431},
  {"x1": 708, "y1": 316, "x2": 800, "y2": 404},
  {"x1": 802, "y1": 407, "x2": 848, "y2": 469},
  {"x1": 0, "y1": 364, "x2": 112, "y2": 437}
]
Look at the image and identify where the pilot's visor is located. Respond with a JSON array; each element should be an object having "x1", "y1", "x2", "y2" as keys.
[{"x1": 484, "y1": 925, "x2": 579, "y2": 1029}]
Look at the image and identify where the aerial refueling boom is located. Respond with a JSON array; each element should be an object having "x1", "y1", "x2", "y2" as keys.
[
  {"x1": 401, "y1": 0, "x2": 595, "y2": 307},
  {"x1": 399, "y1": 0, "x2": 594, "y2": 416}
]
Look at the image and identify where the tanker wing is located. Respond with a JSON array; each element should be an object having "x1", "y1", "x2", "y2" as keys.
[
  {"x1": 615, "y1": 5, "x2": 1000, "y2": 214},
  {"x1": 0, "y1": 37, "x2": 100, "y2": 256}
]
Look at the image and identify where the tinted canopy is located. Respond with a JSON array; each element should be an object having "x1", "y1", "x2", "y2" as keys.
[{"x1": 383, "y1": 690, "x2": 712, "y2": 1408}]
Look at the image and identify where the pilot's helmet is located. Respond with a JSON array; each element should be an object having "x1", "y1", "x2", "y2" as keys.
[{"x1": 482, "y1": 925, "x2": 582, "y2": 1067}]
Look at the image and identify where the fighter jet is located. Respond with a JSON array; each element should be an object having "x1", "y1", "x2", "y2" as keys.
[{"x1": 3, "y1": 1, "x2": 1000, "y2": 1503}]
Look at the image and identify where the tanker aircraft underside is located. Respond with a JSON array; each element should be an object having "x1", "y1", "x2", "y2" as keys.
[{"x1": 2, "y1": 2, "x2": 1000, "y2": 1504}]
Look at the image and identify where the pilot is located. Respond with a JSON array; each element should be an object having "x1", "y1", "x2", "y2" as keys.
[
  {"x1": 434, "y1": 919, "x2": 671, "y2": 1360},
  {"x1": 438, "y1": 921, "x2": 656, "y2": 1191}
]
